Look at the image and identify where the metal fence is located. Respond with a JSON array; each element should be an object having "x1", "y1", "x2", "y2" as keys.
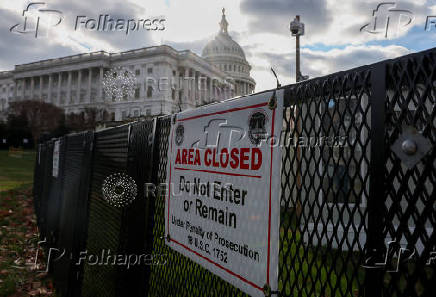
[{"x1": 33, "y1": 47, "x2": 436, "y2": 297}]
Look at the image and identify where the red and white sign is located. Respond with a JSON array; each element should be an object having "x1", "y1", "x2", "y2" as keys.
[{"x1": 165, "y1": 90, "x2": 283, "y2": 297}]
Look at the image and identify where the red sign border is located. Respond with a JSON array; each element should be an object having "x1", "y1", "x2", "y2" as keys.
[{"x1": 166, "y1": 101, "x2": 276, "y2": 292}]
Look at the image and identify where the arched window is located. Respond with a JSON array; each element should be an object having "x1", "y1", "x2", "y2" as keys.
[{"x1": 147, "y1": 86, "x2": 153, "y2": 98}]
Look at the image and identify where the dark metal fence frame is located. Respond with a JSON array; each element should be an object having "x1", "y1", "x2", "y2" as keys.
[{"x1": 33, "y1": 47, "x2": 436, "y2": 297}]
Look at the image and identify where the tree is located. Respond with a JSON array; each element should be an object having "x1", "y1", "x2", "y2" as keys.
[
  {"x1": 66, "y1": 107, "x2": 110, "y2": 131},
  {"x1": 8, "y1": 100, "x2": 64, "y2": 144}
]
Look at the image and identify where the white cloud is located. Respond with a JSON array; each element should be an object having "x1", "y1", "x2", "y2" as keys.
[
  {"x1": 0, "y1": 0, "x2": 433, "y2": 94},
  {"x1": 251, "y1": 44, "x2": 411, "y2": 91}
]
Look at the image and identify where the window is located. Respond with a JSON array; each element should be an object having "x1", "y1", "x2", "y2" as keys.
[
  {"x1": 147, "y1": 86, "x2": 153, "y2": 98},
  {"x1": 146, "y1": 109, "x2": 151, "y2": 116},
  {"x1": 172, "y1": 88, "x2": 175, "y2": 100},
  {"x1": 147, "y1": 68, "x2": 153, "y2": 74},
  {"x1": 135, "y1": 88, "x2": 140, "y2": 99},
  {"x1": 172, "y1": 70, "x2": 176, "y2": 76},
  {"x1": 135, "y1": 69, "x2": 140, "y2": 76},
  {"x1": 133, "y1": 110, "x2": 139, "y2": 117},
  {"x1": 224, "y1": 65, "x2": 227, "y2": 71}
]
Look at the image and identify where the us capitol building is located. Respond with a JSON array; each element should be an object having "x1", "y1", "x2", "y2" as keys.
[{"x1": 0, "y1": 9, "x2": 255, "y2": 122}]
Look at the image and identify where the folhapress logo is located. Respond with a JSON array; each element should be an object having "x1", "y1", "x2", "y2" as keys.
[
  {"x1": 360, "y1": 2, "x2": 414, "y2": 38},
  {"x1": 191, "y1": 119, "x2": 245, "y2": 150},
  {"x1": 10, "y1": 2, "x2": 63, "y2": 38}
]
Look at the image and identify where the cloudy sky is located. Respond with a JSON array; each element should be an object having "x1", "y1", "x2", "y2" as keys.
[{"x1": 1, "y1": 0, "x2": 435, "y2": 92}]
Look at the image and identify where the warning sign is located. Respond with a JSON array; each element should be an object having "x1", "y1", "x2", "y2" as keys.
[{"x1": 165, "y1": 90, "x2": 283, "y2": 297}]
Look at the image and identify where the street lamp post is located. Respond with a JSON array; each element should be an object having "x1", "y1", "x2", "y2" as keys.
[{"x1": 290, "y1": 15, "x2": 308, "y2": 82}]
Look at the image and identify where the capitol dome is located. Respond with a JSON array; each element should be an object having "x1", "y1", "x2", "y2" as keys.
[
  {"x1": 202, "y1": 34, "x2": 246, "y2": 61},
  {"x1": 202, "y1": 9, "x2": 255, "y2": 96}
]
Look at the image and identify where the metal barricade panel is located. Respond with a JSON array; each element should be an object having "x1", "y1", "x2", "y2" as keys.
[
  {"x1": 53, "y1": 132, "x2": 94, "y2": 297},
  {"x1": 147, "y1": 117, "x2": 247, "y2": 297},
  {"x1": 280, "y1": 69, "x2": 371, "y2": 297},
  {"x1": 81, "y1": 126, "x2": 129, "y2": 297},
  {"x1": 381, "y1": 48, "x2": 436, "y2": 297}
]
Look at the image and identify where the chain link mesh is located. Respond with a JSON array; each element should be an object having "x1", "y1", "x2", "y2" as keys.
[{"x1": 32, "y1": 47, "x2": 436, "y2": 297}]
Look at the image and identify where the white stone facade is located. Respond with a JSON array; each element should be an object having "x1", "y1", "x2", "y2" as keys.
[{"x1": 0, "y1": 10, "x2": 255, "y2": 123}]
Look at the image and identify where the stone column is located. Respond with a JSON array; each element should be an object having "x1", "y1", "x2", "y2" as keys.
[
  {"x1": 189, "y1": 68, "x2": 197, "y2": 105},
  {"x1": 199, "y1": 74, "x2": 205, "y2": 104},
  {"x1": 13, "y1": 80, "x2": 18, "y2": 100},
  {"x1": 48, "y1": 74, "x2": 52, "y2": 103},
  {"x1": 39, "y1": 76, "x2": 43, "y2": 100},
  {"x1": 208, "y1": 77, "x2": 213, "y2": 103},
  {"x1": 183, "y1": 68, "x2": 189, "y2": 105},
  {"x1": 194, "y1": 71, "x2": 198, "y2": 105},
  {"x1": 57, "y1": 73, "x2": 61, "y2": 105},
  {"x1": 67, "y1": 71, "x2": 72, "y2": 104},
  {"x1": 77, "y1": 70, "x2": 82, "y2": 102},
  {"x1": 174, "y1": 69, "x2": 179, "y2": 103},
  {"x1": 98, "y1": 67, "x2": 103, "y2": 102},
  {"x1": 30, "y1": 77, "x2": 34, "y2": 99},
  {"x1": 216, "y1": 81, "x2": 219, "y2": 101},
  {"x1": 88, "y1": 68, "x2": 92, "y2": 103}
]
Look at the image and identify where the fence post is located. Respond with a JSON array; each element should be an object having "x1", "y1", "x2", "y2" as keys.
[
  {"x1": 143, "y1": 117, "x2": 164, "y2": 296},
  {"x1": 121, "y1": 119, "x2": 157, "y2": 297},
  {"x1": 364, "y1": 62, "x2": 387, "y2": 297}
]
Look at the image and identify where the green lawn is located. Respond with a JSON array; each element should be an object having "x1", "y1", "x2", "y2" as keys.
[
  {"x1": 0, "y1": 149, "x2": 57, "y2": 296},
  {"x1": 0, "y1": 150, "x2": 36, "y2": 192}
]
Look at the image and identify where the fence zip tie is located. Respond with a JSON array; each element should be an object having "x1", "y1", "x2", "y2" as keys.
[
  {"x1": 268, "y1": 90, "x2": 277, "y2": 110},
  {"x1": 263, "y1": 284, "x2": 280, "y2": 296}
]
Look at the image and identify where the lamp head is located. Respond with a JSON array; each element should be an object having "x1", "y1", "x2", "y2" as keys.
[{"x1": 290, "y1": 16, "x2": 304, "y2": 36}]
